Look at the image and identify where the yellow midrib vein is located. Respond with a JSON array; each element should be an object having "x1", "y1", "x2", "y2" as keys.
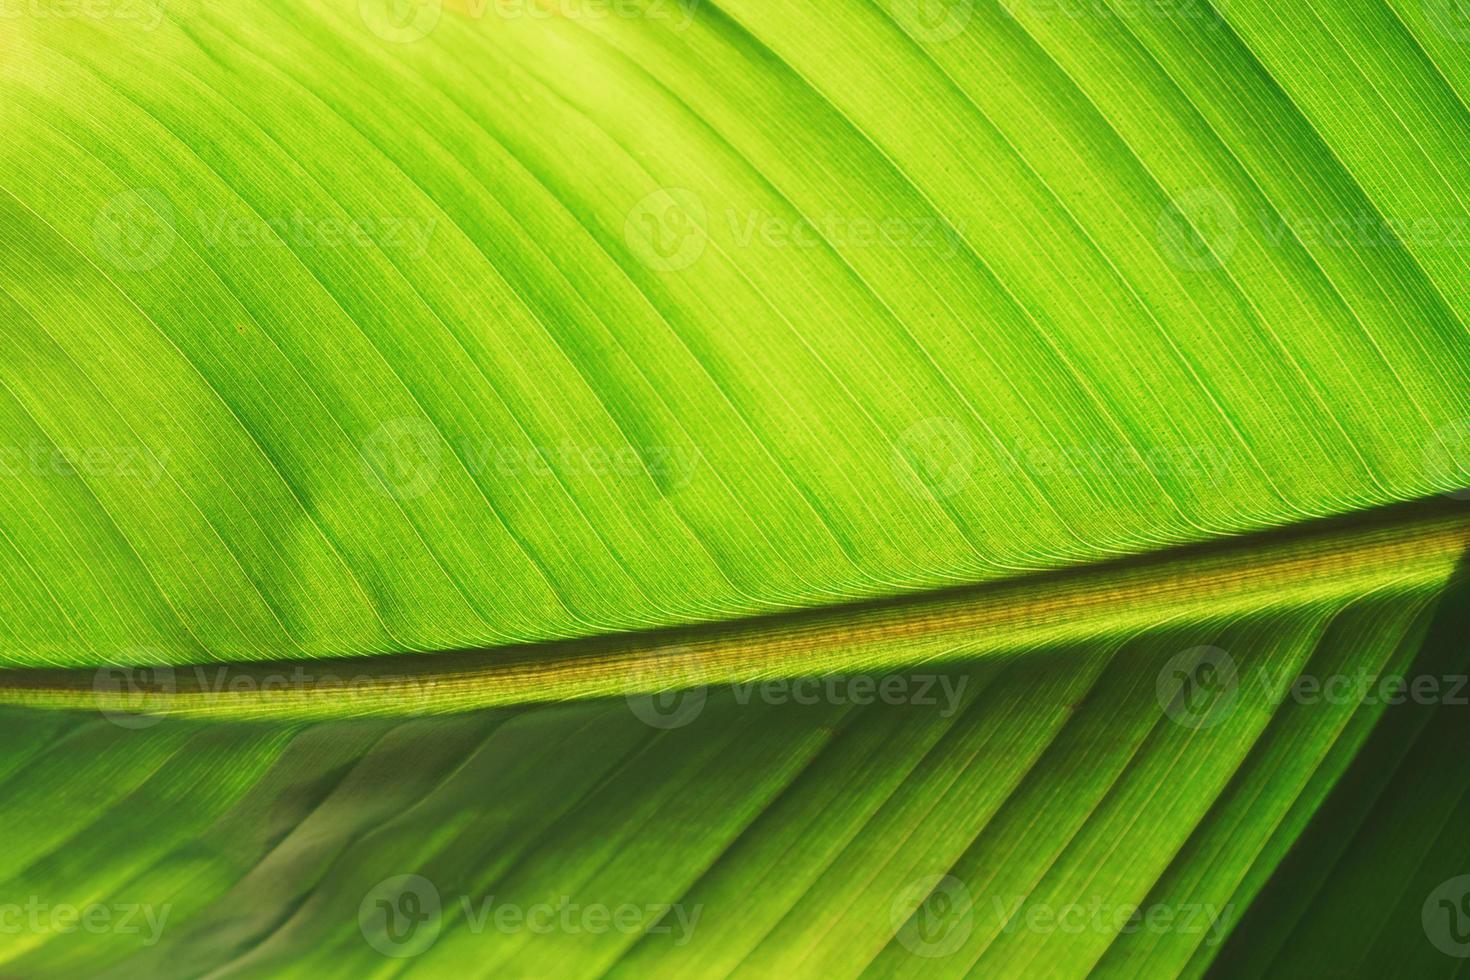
[{"x1": 2, "y1": 497, "x2": 1467, "y2": 720}]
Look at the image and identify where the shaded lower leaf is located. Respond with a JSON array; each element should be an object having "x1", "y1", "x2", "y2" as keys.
[{"x1": 0, "y1": 561, "x2": 1463, "y2": 977}]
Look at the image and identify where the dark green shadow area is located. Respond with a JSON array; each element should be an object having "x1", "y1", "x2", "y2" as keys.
[{"x1": 1209, "y1": 548, "x2": 1470, "y2": 978}]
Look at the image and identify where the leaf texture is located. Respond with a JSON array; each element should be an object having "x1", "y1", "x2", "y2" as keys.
[
  {"x1": 3, "y1": 1, "x2": 1470, "y2": 977},
  {"x1": 1, "y1": 0, "x2": 1468, "y2": 665},
  {"x1": 0, "y1": 563, "x2": 1463, "y2": 978}
]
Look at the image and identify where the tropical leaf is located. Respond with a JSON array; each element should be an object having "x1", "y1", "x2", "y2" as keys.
[
  {"x1": 0, "y1": 566, "x2": 1465, "y2": 977},
  {"x1": 1, "y1": 0, "x2": 1468, "y2": 976}
]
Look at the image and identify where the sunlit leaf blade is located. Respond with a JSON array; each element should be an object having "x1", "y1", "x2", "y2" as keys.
[
  {"x1": 1, "y1": 0, "x2": 1468, "y2": 666},
  {"x1": 4, "y1": 0, "x2": 1470, "y2": 977}
]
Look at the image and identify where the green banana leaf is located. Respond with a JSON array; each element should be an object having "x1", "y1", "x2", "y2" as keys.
[{"x1": 1, "y1": 0, "x2": 1469, "y2": 975}]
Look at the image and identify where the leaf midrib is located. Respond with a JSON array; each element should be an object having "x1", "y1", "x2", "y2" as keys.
[{"x1": 1, "y1": 495, "x2": 1465, "y2": 721}]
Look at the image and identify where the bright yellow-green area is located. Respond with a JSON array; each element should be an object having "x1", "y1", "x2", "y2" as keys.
[
  {"x1": 0, "y1": 0, "x2": 1467, "y2": 668},
  {"x1": 5, "y1": 4, "x2": 1470, "y2": 979}
]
